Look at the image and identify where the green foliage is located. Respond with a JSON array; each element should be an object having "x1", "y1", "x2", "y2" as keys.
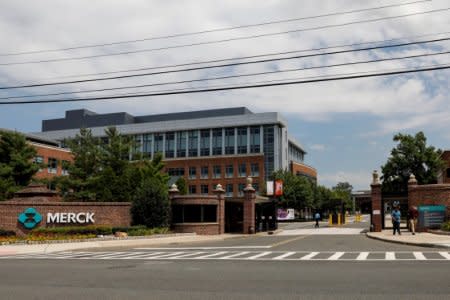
[
  {"x1": 381, "y1": 132, "x2": 444, "y2": 193},
  {"x1": 131, "y1": 177, "x2": 171, "y2": 228},
  {"x1": 112, "y1": 226, "x2": 169, "y2": 236},
  {"x1": 0, "y1": 228, "x2": 16, "y2": 237},
  {"x1": 332, "y1": 182, "x2": 353, "y2": 211},
  {"x1": 271, "y1": 170, "x2": 314, "y2": 211},
  {"x1": 0, "y1": 130, "x2": 39, "y2": 200},
  {"x1": 31, "y1": 226, "x2": 112, "y2": 236},
  {"x1": 441, "y1": 221, "x2": 450, "y2": 232},
  {"x1": 175, "y1": 176, "x2": 188, "y2": 195}
]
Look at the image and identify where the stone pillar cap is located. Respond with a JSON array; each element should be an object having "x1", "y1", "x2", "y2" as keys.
[
  {"x1": 408, "y1": 174, "x2": 418, "y2": 185},
  {"x1": 372, "y1": 170, "x2": 380, "y2": 185},
  {"x1": 213, "y1": 184, "x2": 225, "y2": 193},
  {"x1": 169, "y1": 184, "x2": 179, "y2": 193},
  {"x1": 244, "y1": 177, "x2": 255, "y2": 192}
]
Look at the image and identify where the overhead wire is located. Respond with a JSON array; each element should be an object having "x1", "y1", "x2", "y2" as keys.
[
  {"x1": 1, "y1": 36, "x2": 449, "y2": 90},
  {"x1": 1, "y1": 7, "x2": 448, "y2": 66}
]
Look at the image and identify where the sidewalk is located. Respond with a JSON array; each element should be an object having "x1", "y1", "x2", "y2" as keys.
[
  {"x1": 0, "y1": 233, "x2": 246, "y2": 255},
  {"x1": 366, "y1": 230, "x2": 450, "y2": 248}
]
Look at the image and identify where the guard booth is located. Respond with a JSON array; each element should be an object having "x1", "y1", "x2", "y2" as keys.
[
  {"x1": 255, "y1": 197, "x2": 277, "y2": 232},
  {"x1": 329, "y1": 199, "x2": 346, "y2": 225}
]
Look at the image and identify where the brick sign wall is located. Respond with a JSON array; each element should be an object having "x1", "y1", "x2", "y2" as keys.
[
  {"x1": 0, "y1": 201, "x2": 131, "y2": 236},
  {"x1": 408, "y1": 183, "x2": 450, "y2": 217}
]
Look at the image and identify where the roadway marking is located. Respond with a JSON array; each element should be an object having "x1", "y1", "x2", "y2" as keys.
[
  {"x1": 196, "y1": 251, "x2": 229, "y2": 259},
  {"x1": 135, "y1": 246, "x2": 272, "y2": 250},
  {"x1": 247, "y1": 252, "x2": 272, "y2": 260},
  {"x1": 270, "y1": 235, "x2": 309, "y2": 248},
  {"x1": 171, "y1": 252, "x2": 206, "y2": 259},
  {"x1": 273, "y1": 252, "x2": 296, "y2": 260},
  {"x1": 356, "y1": 252, "x2": 369, "y2": 260},
  {"x1": 439, "y1": 252, "x2": 450, "y2": 259},
  {"x1": 328, "y1": 252, "x2": 345, "y2": 260},
  {"x1": 219, "y1": 252, "x2": 250, "y2": 259},
  {"x1": 386, "y1": 252, "x2": 396, "y2": 260},
  {"x1": 413, "y1": 252, "x2": 426, "y2": 260},
  {"x1": 299, "y1": 252, "x2": 320, "y2": 260}
]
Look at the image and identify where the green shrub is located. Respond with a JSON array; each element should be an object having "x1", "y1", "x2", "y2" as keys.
[
  {"x1": 0, "y1": 229, "x2": 16, "y2": 237},
  {"x1": 441, "y1": 221, "x2": 450, "y2": 232},
  {"x1": 112, "y1": 225, "x2": 146, "y2": 234},
  {"x1": 112, "y1": 226, "x2": 169, "y2": 236},
  {"x1": 30, "y1": 226, "x2": 112, "y2": 236}
]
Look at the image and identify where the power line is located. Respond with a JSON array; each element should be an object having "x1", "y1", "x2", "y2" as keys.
[
  {"x1": 1, "y1": 7, "x2": 448, "y2": 66},
  {"x1": 1, "y1": 64, "x2": 448, "y2": 105},
  {"x1": 1, "y1": 36, "x2": 449, "y2": 90},
  {"x1": 0, "y1": 0, "x2": 431, "y2": 57},
  {"x1": 52, "y1": 31, "x2": 450, "y2": 79},
  {"x1": 2, "y1": 49, "x2": 448, "y2": 100}
]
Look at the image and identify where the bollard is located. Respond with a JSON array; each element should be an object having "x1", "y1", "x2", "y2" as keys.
[
  {"x1": 337, "y1": 213, "x2": 341, "y2": 226},
  {"x1": 329, "y1": 214, "x2": 332, "y2": 226}
]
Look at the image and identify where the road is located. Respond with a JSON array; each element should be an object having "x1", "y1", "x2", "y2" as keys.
[{"x1": 1, "y1": 219, "x2": 449, "y2": 299}]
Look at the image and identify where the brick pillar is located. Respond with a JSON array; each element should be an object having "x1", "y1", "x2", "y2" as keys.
[
  {"x1": 371, "y1": 171, "x2": 382, "y2": 232},
  {"x1": 213, "y1": 184, "x2": 225, "y2": 234},
  {"x1": 243, "y1": 177, "x2": 256, "y2": 234}
]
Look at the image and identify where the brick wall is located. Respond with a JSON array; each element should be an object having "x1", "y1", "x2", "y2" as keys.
[
  {"x1": 0, "y1": 201, "x2": 131, "y2": 236},
  {"x1": 172, "y1": 223, "x2": 219, "y2": 235},
  {"x1": 291, "y1": 161, "x2": 317, "y2": 179},
  {"x1": 408, "y1": 183, "x2": 450, "y2": 218},
  {"x1": 31, "y1": 142, "x2": 73, "y2": 180}
]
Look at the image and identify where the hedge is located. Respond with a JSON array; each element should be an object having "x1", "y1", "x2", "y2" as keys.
[
  {"x1": 30, "y1": 226, "x2": 112, "y2": 236},
  {"x1": 441, "y1": 221, "x2": 450, "y2": 232}
]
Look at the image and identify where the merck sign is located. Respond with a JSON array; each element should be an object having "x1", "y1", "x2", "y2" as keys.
[
  {"x1": 47, "y1": 212, "x2": 95, "y2": 224},
  {"x1": 18, "y1": 208, "x2": 95, "y2": 229}
]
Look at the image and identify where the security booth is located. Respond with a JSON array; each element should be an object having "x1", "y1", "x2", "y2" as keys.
[{"x1": 255, "y1": 196, "x2": 277, "y2": 232}]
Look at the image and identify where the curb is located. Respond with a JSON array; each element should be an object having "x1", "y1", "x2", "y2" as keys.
[{"x1": 365, "y1": 232, "x2": 450, "y2": 249}]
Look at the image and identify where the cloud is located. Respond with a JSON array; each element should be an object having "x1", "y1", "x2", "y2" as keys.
[
  {"x1": 319, "y1": 170, "x2": 374, "y2": 190},
  {"x1": 309, "y1": 144, "x2": 326, "y2": 151}
]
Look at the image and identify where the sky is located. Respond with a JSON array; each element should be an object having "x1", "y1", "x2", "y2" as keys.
[{"x1": 0, "y1": 0, "x2": 449, "y2": 190}]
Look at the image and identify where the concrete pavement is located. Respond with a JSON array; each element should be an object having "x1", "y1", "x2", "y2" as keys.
[{"x1": 367, "y1": 230, "x2": 450, "y2": 248}]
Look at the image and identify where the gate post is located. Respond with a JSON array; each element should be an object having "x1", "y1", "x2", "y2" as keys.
[
  {"x1": 213, "y1": 183, "x2": 226, "y2": 234},
  {"x1": 371, "y1": 171, "x2": 382, "y2": 232},
  {"x1": 243, "y1": 177, "x2": 256, "y2": 234}
]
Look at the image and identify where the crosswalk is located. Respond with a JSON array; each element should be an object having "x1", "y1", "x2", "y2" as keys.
[{"x1": 1, "y1": 251, "x2": 450, "y2": 261}]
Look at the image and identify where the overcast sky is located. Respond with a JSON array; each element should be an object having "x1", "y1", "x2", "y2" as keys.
[{"x1": 0, "y1": 0, "x2": 449, "y2": 190}]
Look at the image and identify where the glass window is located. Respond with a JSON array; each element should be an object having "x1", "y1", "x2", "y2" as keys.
[
  {"x1": 201, "y1": 184, "x2": 209, "y2": 195},
  {"x1": 167, "y1": 168, "x2": 185, "y2": 176},
  {"x1": 238, "y1": 183, "x2": 245, "y2": 197},
  {"x1": 263, "y1": 126, "x2": 275, "y2": 180},
  {"x1": 47, "y1": 158, "x2": 58, "y2": 174},
  {"x1": 446, "y1": 168, "x2": 450, "y2": 178},
  {"x1": 176, "y1": 131, "x2": 187, "y2": 157},
  {"x1": 250, "y1": 126, "x2": 261, "y2": 153},
  {"x1": 165, "y1": 132, "x2": 175, "y2": 158},
  {"x1": 61, "y1": 160, "x2": 70, "y2": 176},
  {"x1": 34, "y1": 156, "x2": 44, "y2": 172},
  {"x1": 225, "y1": 128, "x2": 235, "y2": 155},
  {"x1": 142, "y1": 134, "x2": 152, "y2": 158},
  {"x1": 250, "y1": 163, "x2": 259, "y2": 177},
  {"x1": 188, "y1": 130, "x2": 198, "y2": 157},
  {"x1": 172, "y1": 205, "x2": 183, "y2": 223},
  {"x1": 225, "y1": 165, "x2": 234, "y2": 178},
  {"x1": 213, "y1": 165, "x2": 221, "y2": 178},
  {"x1": 184, "y1": 205, "x2": 202, "y2": 222},
  {"x1": 237, "y1": 127, "x2": 247, "y2": 154},
  {"x1": 189, "y1": 185, "x2": 197, "y2": 194},
  {"x1": 212, "y1": 128, "x2": 223, "y2": 155},
  {"x1": 200, "y1": 129, "x2": 210, "y2": 156},
  {"x1": 238, "y1": 163, "x2": 246, "y2": 177},
  {"x1": 226, "y1": 184, "x2": 233, "y2": 197},
  {"x1": 172, "y1": 205, "x2": 217, "y2": 223},
  {"x1": 203, "y1": 205, "x2": 217, "y2": 222},
  {"x1": 154, "y1": 133, "x2": 164, "y2": 154},
  {"x1": 189, "y1": 167, "x2": 196, "y2": 179},
  {"x1": 201, "y1": 166, "x2": 209, "y2": 179}
]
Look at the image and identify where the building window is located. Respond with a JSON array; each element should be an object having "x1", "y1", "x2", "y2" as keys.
[
  {"x1": 238, "y1": 163, "x2": 246, "y2": 177},
  {"x1": 250, "y1": 163, "x2": 259, "y2": 177},
  {"x1": 167, "y1": 167, "x2": 185, "y2": 176},
  {"x1": 188, "y1": 130, "x2": 198, "y2": 157},
  {"x1": 226, "y1": 184, "x2": 233, "y2": 197},
  {"x1": 34, "y1": 156, "x2": 44, "y2": 172},
  {"x1": 212, "y1": 128, "x2": 223, "y2": 155},
  {"x1": 237, "y1": 127, "x2": 248, "y2": 154},
  {"x1": 47, "y1": 158, "x2": 58, "y2": 174},
  {"x1": 177, "y1": 131, "x2": 187, "y2": 157},
  {"x1": 200, "y1": 129, "x2": 210, "y2": 156},
  {"x1": 189, "y1": 185, "x2": 197, "y2": 194},
  {"x1": 142, "y1": 134, "x2": 152, "y2": 158},
  {"x1": 225, "y1": 128, "x2": 235, "y2": 155},
  {"x1": 238, "y1": 183, "x2": 245, "y2": 197},
  {"x1": 172, "y1": 205, "x2": 217, "y2": 223},
  {"x1": 213, "y1": 165, "x2": 221, "y2": 178},
  {"x1": 225, "y1": 164, "x2": 234, "y2": 178},
  {"x1": 165, "y1": 132, "x2": 175, "y2": 158},
  {"x1": 263, "y1": 126, "x2": 275, "y2": 180},
  {"x1": 201, "y1": 166, "x2": 209, "y2": 179},
  {"x1": 189, "y1": 167, "x2": 196, "y2": 179},
  {"x1": 201, "y1": 184, "x2": 209, "y2": 195},
  {"x1": 447, "y1": 168, "x2": 450, "y2": 178},
  {"x1": 250, "y1": 126, "x2": 261, "y2": 153},
  {"x1": 61, "y1": 160, "x2": 70, "y2": 176},
  {"x1": 154, "y1": 133, "x2": 164, "y2": 154}
]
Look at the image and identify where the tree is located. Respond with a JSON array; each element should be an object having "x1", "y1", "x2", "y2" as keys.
[
  {"x1": 381, "y1": 132, "x2": 444, "y2": 193},
  {"x1": 131, "y1": 177, "x2": 171, "y2": 228},
  {"x1": 0, "y1": 130, "x2": 39, "y2": 200},
  {"x1": 332, "y1": 182, "x2": 353, "y2": 211},
  {"x1": 271, "y1": 170, "x2": 314, "y2": 211},
  {"x1": 175, "y1": 176, "x2": 188, "y2": 195}
]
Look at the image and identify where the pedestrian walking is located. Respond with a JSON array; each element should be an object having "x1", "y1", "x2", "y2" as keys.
[
  {"x1": 408, "y1": 206, "x2": 418, "y2": 235},
  {"x1": 391, "y1": 206, "x2": 401, "y2": 235},
  {"x1": 314, "y1": 212, "x2": 321, "y2": 228}
]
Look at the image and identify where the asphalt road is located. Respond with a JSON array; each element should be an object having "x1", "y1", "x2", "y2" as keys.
[{"x1": 1, "y1": 221, "x2": 449, "y2": 299}]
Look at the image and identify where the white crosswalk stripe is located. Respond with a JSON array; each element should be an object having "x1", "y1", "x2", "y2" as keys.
[{"x1": 2, "y1": 251, "x2": 450, "y2": 261}]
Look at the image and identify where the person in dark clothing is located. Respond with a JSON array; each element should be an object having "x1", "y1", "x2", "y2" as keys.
[
  {"x1": 391, "y1": 207, "x2": 401, "y2": 235},
  {"x1": 314, "y1": 212, "x2": 321, "y2": 228},
  {"x1": 408, "y1": 206, "x2": 419, "y2": 235}
]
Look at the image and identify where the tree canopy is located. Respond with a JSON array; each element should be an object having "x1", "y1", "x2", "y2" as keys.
[
  {"x1": 381, "y1": 132, "x2": 444, "y2": 193},
  {"x1": 271, "y1": 170, "x2": 315, "y2": 211},
  {"x1": 0, "y1": 130, "x2": 39, "y2": 200}
]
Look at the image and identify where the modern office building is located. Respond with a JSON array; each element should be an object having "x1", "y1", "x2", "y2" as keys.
[{"x1": 34, "y1": 107, "x2": 317, "y2": 197}]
